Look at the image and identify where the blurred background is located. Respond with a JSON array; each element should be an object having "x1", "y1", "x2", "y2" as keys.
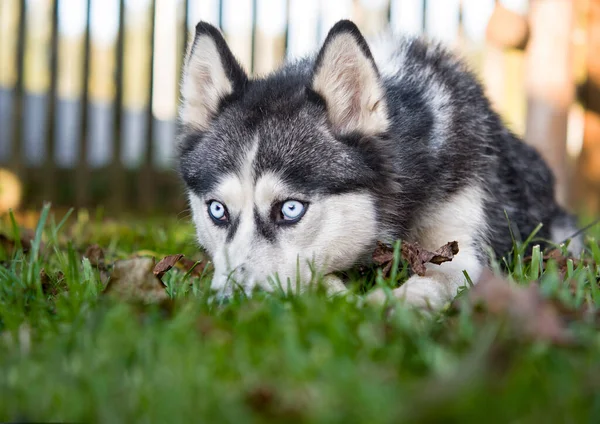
[{"x1": 0, "y1": 0, "x2": 598, "y2": 218}]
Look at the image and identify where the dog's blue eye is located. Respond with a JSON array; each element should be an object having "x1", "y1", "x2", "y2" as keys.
[
  {"x1": 281, "y1": 200, "x2": 305, "y2": 221},
  {"x1": 208, "y1": 200, "x2": 228, "y2": 224}
]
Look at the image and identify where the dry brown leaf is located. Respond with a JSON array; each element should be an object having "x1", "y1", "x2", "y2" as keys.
[
  {"x1": 373, "y1": 240, "x2": 459, "y2": 277},
  {"x1": 0, "y1": 228, "x2": 36, "y2": 255},
  {"x1": 39, "y1": 268, "x2": 52, "y2": 295},
  {"x1": 40, "y1": 268, "x2": 66, "y2": 296},
  {"x1": 84, "y1": 244, "x2": 105, "y2": 267},
  {"x1": 83, "y1": 244, "x2": 109, "y2": 286},
  {"x1": 0, "y1": 234, "x2": 17, "y2": 253},
  {"x1": 523, "y1": 248, "x2": 592, "y2": 280},
  {"x1": 104, "y1": 257, "x2": 169, "y2": 304},
  {"x1": 467, "y1": 269, "x2": 574, "y2": 345},
  {"x1": 153, "y1": 254, "x2": 184, "y2": 279},
  {"x1": 372, "y1": 241, "x2": 394, "y2": 277},
  {"x1": 177, "y1": 256, "x2": 209, "y2": 278},
  {"x1": 244, "y1": 385, "x2": 305, "y2": 421},
  {"x1": 402, "y1": 241, "x2": 459, "y2": 276}
]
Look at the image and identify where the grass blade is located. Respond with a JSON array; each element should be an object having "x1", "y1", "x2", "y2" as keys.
[{"x1": 8, "y1": 209, "x2": 22, "y2": 253}]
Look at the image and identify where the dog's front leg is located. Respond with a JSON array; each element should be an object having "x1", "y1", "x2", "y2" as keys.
[
  {"x1": 322, "y1": 274, "x2": 348, "y2": 295},
  {"x1": 368, "y1": 250, "x2": 483, "y2": 310}
]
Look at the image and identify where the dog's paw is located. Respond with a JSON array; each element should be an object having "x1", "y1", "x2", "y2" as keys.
[
  {"x1": 365, "y1": 275, "x2": 449, "y2": 311},
  {"x1": 322, "y1": 274, "x2": 347, "y2": 296},
  {"x1": 365, "y1": 287, "x2": 388, "y2": 304}
]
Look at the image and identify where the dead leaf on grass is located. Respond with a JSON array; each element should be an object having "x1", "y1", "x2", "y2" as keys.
[
  {"x1": 402, "y1": 240, "x2": 459, "y2": 276},
  {"x1": 40, "y1": 268, "x2": 66, "y2": 296},
  {"x1": 153, "y1": 254, "x2": 184, "y2": 279},
  {"x1": 523, "y1": 248, "x2": 592, "y2": 280},
  {"x1": 0, "y1": 168, "x2": 23, "y2": 214},
  {"x1": 83, "y1": 244, "x2": 111, "y2": 286},
  {"x1": 245, "y1": 385, "x2": 304, "y2": 421},
  {"x1": 104, "y1": 257, "x2": 169, "y2": 304},
  {"x1": 465, "y1": 269, "x2": 574, "y2": 345},
  {"x1": 372, "y1": 241, "x2": 395, "y2": 277},
  {"x1": 84, "y1": 244, "x2": 105, "y2": 267},
  {"x1": 0, "y1": 228, "x2": 36, "y2": 255},
  {"x1": 151, "y1": 253, "x2": 208, "y2": 280},
  {"x1": 373, "y1": 240, "x2": 459, "y2": 277},
  {"x1": 179, "y1": 256, "x2": 210, "y2": 277}
]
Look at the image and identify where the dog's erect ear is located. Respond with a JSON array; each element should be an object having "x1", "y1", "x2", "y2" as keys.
[
  {"x1": 311, "y1": 20, "x2": 389, "y2": 136},
  {"x1": 180, "y1": 22, "x2": 247, "y2": 131}
]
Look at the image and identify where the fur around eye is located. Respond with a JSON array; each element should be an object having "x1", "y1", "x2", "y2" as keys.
[
  {"x1": 276, "y1": 200, "x2": 307, "y2": 224},
  {"x1": 207, "y1": 200, "x2": 229, "y2": 225}
]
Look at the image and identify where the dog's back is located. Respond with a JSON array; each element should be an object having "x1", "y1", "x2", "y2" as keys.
[{"x1": 366, "y1": 35, "x2": 580, "y2": 258}]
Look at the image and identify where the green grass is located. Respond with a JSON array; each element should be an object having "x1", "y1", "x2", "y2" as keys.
[{"x1": 1, "y1": 206, "x2": 600, "y2": 423}]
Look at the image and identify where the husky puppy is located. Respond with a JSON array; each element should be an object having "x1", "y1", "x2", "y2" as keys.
[{"x1": 178, "y1": 20, "x2": 580, "y2": 308}]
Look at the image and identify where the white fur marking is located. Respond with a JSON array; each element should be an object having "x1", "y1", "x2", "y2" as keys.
[
  {"x1": 313, "y1": 33, "x2": 389, "y2": 136},
  {"x1": 180, "y1": 35, "x2": 233, "y2": 130},
  {"x1": 192, "y1": 175, "x2": 378, "y2": 294},
  {"x1": 368, "y1": 31, "x2": 406, "y2": 79},
  {"x1": 369, "y1": 185, "x2": 487, "y2": 310},
  {"x1": 369, "y1": 34, "x2": 453, "y2": 149}
]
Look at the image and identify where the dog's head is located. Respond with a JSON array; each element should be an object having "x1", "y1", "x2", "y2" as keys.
[{"x1": 178, "y1": 20, "x2": 390, "y2": 294}]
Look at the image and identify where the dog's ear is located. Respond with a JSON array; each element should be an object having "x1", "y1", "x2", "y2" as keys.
[
  {"x1": 180, "y1": 22, "x2": 247, "y2": 131},
  {"x1": 311, "y1": 20, "x2": 389, "y2": 136}
]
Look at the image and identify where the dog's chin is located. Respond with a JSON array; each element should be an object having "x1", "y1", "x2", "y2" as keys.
[
  {"x1": 208, "y1": 268, "x2": 319, "y2": 300},
  {"x1": 208, "y1": 273, "x2": 272, "y2": 300}
]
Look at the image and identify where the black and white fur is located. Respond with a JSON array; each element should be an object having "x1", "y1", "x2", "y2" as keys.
[{"x1": 178, "y1": 20, "x2": 581, "y2": 308}]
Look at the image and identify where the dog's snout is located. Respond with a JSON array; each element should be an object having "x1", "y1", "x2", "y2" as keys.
[{"x1": 229, "y1": 263, "x2": 248, "y2": 282}]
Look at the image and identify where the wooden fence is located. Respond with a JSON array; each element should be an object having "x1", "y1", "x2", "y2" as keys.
[{"x1": 0, "y1": 0, "x2": 598, "y2": 214}]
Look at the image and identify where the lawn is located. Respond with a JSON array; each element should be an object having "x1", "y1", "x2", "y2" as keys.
[{"x1": 1, "y1": 205, "x2": 600, "y2": 423}]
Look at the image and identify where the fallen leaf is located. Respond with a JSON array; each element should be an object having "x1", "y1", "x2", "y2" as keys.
[
  {"x1": 372, "y1": 241, "x2": 394, "y2": 277},
  {"x1": 104, "y1": 257, "x2": 169, "y2": 304},
  {"x1": 465, "y1": 269, "x2": 574, "y2": 345},
  {"x1": 402, "y1": 241, "x2": 459, "y2": 276},
  {"x1": 84, "y1": 244, "x2": 105, "y2": 267},
  {"x1": 245, "y1": 385, "x2": 275, "y2": 413},
  {"x1": 372, "y1": 240, "x2": 459, "y2": 277},
  {"x1": 153, "y1": 254, "x2": 184, "y2": 279},
  {"x1": 427, "y1": 241, "x2": 460, "y2": 265},
  {"x1": 177, "y1": 256, "x2": 209, "y2": 278},
  {"x1": 523, "y1": 248, "x2": 592, "y2": 280},
  {"x1": 486, "y1": 3, "x2": 530, "y2": 50},
  {"x1": 40, "y1": 268, "x2": 66, "y2": 296},
  {"x1": 0, "y1": 228, "x2": 35, "y2": 255},
  {"x1": 100, "y1": 269, "x2": 111, "y2": 286},
  {"x1": 83, "y1": 244, "x2": 109, "y2": 286},
  {"x1": 196, "y1": 315, "x2": 217, "y2": 337},
  {"x1": 244, "y1": 385, "x2": 304, "y2": 421},
  {"x1": 39, "y1": 268, "x2": 51, "y2": 293},
  {"x1": 18, "y1": 323, "x2": 31, "y2": 355}
]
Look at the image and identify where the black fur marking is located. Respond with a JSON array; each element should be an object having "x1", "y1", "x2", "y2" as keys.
[
  {"x1": 312, "y1": 19, "x2": 380, "y2": 80},
  {"x1": 226, "y1": 215, "x2": 240, "y2": 243},
  {"x1": 191, "y1": 22, "x2": 248, "y2": 94},
  {"x1": 254, "y1": 207, "x2": 276, "y2": 243}
]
